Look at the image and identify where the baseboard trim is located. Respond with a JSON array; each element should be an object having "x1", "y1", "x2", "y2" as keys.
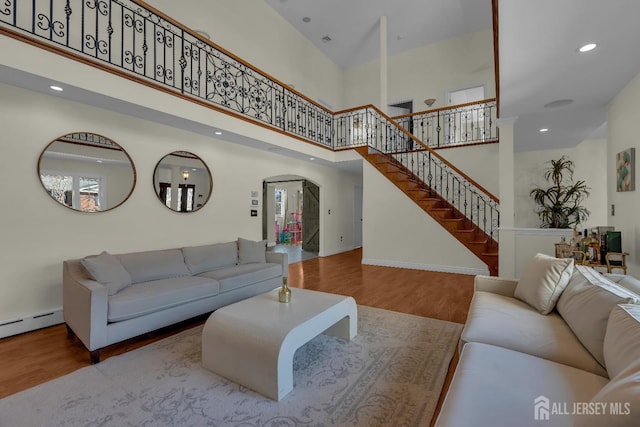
[
  {"x1": 0, "y1": 308, "x2": 64, "y2": 339},
  {"x1": 362, "y1": 258, "x2": 489, "y2": 276},
  {"x1": 319, "y1": 246, "x2": 357, "y2": 257}
]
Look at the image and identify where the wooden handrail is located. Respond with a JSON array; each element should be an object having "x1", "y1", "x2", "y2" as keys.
[
  {"x1": 367, "y1": 104, "x2": 500, "y2": 204},
  {"x1": 133, "y1": 0, "x2": 334, "y2": 115},
  {"x1": 391, "y1": 98, "x2": 497, "y2": 120}
]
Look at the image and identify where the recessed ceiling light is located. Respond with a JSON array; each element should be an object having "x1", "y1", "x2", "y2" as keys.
[
  {"x1": 302, "y1": 17, "x2": 311, "y2": 23},
  {"x1": 96, "y1": 160, "x2": 103, "y2": 163},
  {"x1": 578, "y1": 43, "x2": 597, "y2": 53},
  {"x1": 214, "y1": 131, "x2": 222, "y2": 135},
  {"x1": 309, "y1": 157, "x2": 315, "y2": 161},
  {"x1": 50, "y1": 85, "x2": 63, "y2": 91},
  {"x1": 539, "y1": 128, "x2": 549, "y2": 133}
]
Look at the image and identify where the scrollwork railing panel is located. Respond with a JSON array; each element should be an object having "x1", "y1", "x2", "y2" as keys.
[{"x1": 0, "y1": 0, "x2": 332, "y2": 145}]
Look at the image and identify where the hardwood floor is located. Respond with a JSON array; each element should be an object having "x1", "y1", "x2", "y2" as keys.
[{"x1": 0, "y1": 248, "x2": 474, "y2": 423}]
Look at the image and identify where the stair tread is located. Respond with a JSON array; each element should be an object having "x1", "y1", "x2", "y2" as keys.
[{"x1": 357, "y1": 147, "x2": 499, "y2": 275}]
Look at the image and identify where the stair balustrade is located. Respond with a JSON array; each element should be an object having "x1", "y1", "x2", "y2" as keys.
[
  {"x1": 1, "y1": 0, "x2": 499, "y2": 253},
  {"x1": 393, "y1": 99, "x2": 498, "y2": 148},
  {"x1": 334, "y1": 105, "x2": 499, "y2": 245}
]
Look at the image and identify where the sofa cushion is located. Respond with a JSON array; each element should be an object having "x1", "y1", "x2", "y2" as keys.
[
  {"x1": 604, "y1": 304, "x2": 640, "y2": 379},
  {"x1": 118, "y1": 249, "x2": 191, "y2": 284},
  {"x1": 434, "y1": 342, "x2": 609, "y2": 427},
  {"x1": 603, "y1": 273, "x2": 640, "y2": 297},
  {"x1": 514, "y1": 253, "x2": 574, "y2": 314},
  {"x1": 576, "y1": 360, "x2": 640, "y2": 427},
  {"x1": 461, "y1": 291, "x2": 607, "y2": 376},
  {"x1": 182, "y1": 242, "x2": 238, "y2": 275},
  {"x1": 108, "y1": 276, "x2": 220, "y2": 322},
  {"x1": 81, "y1": 251, "x2": 132, "y2": 295},
  {"x1": 237, "y1": 237, "x2": 267, "y2": 264},
  {"x1": 556, "y1": 266, "x2": 638, "y2": 367},
  {"x1": 198, "y1": 263, "x2": 281, "y2": 293}
]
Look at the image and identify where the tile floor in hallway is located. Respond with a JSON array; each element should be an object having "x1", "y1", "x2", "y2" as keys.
[{"x1": 268, "y1": 244, "x2": 318, "y2": 264}]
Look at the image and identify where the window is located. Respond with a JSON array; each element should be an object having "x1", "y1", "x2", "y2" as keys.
[
  {"x1": 40, "y1": 172, "x2": 105, "y2": 212},
  {"x1": 275, "y1": 188, "x2": 287, "y2": 217}
]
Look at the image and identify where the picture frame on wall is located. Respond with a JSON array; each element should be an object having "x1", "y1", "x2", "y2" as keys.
[{"x1": 616, "y1": 147, "x2": 635, "y2": 192}]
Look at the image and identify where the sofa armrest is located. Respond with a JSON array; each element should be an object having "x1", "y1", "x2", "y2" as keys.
[
  {"x1": 63, "y1": 260, "x2": 109, "y2": 351},
  {"x1": 266, "y1": 251, "x2": 288, "y2": 278},
  {"x1": 474, "y1": 275, "x2": 519, "y2": 297}
]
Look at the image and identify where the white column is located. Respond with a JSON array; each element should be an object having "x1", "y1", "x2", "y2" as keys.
[
  {"x1": 496, "y1": 116, "x2": 517, "y2": 277},
  {"x1": 379, "y1": 15, "x2": 388, "y2": 114}
]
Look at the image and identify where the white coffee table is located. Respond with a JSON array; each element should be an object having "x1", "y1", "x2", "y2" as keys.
[{"x1": 201, "y1": 287, "x2": 357, "y2": 400}]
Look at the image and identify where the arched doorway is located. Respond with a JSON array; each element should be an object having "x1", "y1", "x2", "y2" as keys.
[{"x1": 262, "y1": 176, "x2": 320, "y2": 263}]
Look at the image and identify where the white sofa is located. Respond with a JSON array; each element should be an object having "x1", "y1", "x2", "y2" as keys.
[
  {"x1": 63, "y1": 238, "x2": 287, "y2": 363},
  {"x1": 435, "y1": 255, "x2": 640, "y2": 427}
]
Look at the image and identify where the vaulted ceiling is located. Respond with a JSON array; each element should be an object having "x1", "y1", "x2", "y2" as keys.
[{"x1": 265, "y1": 0, "x2": 640, "y2": 152}]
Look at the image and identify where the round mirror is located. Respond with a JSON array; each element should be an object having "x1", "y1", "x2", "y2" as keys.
[
  {"x1": 38, "y1": 132, "x2": 136, "y2": 212},
  {"x1": 153, "y1": 151, "x2": 212, "y2": 212}
]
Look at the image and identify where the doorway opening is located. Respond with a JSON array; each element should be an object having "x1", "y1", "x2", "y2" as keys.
[{"x1": 262, "y1": 177, "x2": 320, "y2": 264}]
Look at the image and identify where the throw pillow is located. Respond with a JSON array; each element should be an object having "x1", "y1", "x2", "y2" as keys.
[
  {"x1": 118, "y1": 249, "x2": 191, "y2": 283},
  {"x1": 604, "y1": 304, "x2": 640, "y2": 379},
  {"x1": 556, "y1": 266, "x2": 639, "y2": 367},
  {"x1": 238, "y1": 237, "x2": 267, "y2": 264},
  {"x1": 183, "y1": 242, "x2": 238, "y2": 275},
  {"x1": 575, "y1": 360, "x2": 640, "y2": 427},
  {"x1": 81, "y1": 251, "x2": 132, "y2": 295},
  {"x1": 603, "y1": 273, "x2": 640, "y2": 297},
  {"x1": 514, "y1": 253, "x2": 574, "y2": 314}
]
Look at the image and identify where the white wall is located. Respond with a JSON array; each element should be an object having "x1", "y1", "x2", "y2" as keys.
[
  {"x1": 344, "y1": 30, "x2": 495, "y2": 111},
  {"x1": 0, "y1": 83, "x2": 359, "y2": 320},
  {"x1": 607, "y1": 71, "x2": 640, "y2": 276},
  {"x1": 514, "y1": 139, "x2": 608, "y2": 229},
  {"x1": 362, "y1": 162, "x2": 488, "y2": 275},
  {"x1": 145, "y1": 0, "x2": 345, "y2": 110},
  {"x1": 436, "y1": 143, "x2": 499, "y2": 196}
]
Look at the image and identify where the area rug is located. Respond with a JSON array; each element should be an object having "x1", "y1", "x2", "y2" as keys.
[{"x1": 0, "y1": 306, "x2": 462, "y2": 426}]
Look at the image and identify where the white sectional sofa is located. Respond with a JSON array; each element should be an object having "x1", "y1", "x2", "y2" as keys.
[
  {"x1": 63, "y1": 238, "x2": 287, "y2": 363},
  {"x1": 435, "y1": 254, "x2": 640, "y2": 427}
]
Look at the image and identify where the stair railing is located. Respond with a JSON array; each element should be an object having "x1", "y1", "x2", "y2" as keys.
[
  {"x1": 335, "y1": 105, "x2": 500, "y2": 243},
  {"x1": 0, "y1": 0, "x2": 334, "y2": 148},
  {"x1": 2, "y1": 0, "x2": 499, "y2": 241},
  {"x1": 393, "y1": 99, "x2": 498, "y2": 148}
]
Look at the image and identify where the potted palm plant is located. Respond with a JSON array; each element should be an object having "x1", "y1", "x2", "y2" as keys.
[{"x1": 530, "y1": 156, "x2": 590, "y2": 228}]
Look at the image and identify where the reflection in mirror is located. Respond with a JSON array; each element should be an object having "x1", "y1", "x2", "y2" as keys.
[
  {"x1": 153, "y1": 151, "x2": 212, "y2": 212},
  {"x1": 38, "y1": 132, "x2": 136, "y2": 212}
]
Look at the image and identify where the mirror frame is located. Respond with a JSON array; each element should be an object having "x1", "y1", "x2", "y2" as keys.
[
  {"x1": 37, "y1": 132, "x2": 137, "y2": 213},
  {"x1": 153, "y1": 151, "x2": 213, "y2": 213}
]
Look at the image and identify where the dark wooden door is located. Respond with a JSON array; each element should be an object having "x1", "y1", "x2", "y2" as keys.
[{"x1": 302, "y1": 180, "x2": 320, "y2": 252}]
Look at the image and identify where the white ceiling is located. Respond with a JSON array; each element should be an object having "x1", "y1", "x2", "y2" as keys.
[
  {"x1": 265, "y1": 0, "x2": 640, "y2": 152},
  {"x1": 263, "y1": 0, "x2": 491, "y2": 69},
  {"x1": 4, "y1": 0, "x2": 639, "y2": 161}
]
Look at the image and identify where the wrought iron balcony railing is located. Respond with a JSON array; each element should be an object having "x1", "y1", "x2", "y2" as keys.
[
  {"x1": 1, "y1": 0, "x2": 499, "y2": 238},
  {"x1": 0, "y1": 0, "x2": 334, "y2": 147},
  {"x1": 334, "y1": 105, "x2": 499, "y2": 242},
  {"x1": 393, "y1": 99, "x2": 498, "y2": 149}
]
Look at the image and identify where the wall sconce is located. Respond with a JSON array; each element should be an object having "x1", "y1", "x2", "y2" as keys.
[
  {"x1": 182, "y1": 170, "x2": 189, "y2": 181},
  {"x1": 424, "y1": 98, "x2": 436, "y2": 107}
]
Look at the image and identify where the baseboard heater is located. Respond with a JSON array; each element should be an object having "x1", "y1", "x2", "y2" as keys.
[{"x1": 0, "y1": 308, "x2": 63, "y2": 339}]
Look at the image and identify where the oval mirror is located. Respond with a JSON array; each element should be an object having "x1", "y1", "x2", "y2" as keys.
[
  {"x1": 38, "y1": 132, "x2": 136, "y2": 212},
  {"x1": 153, "y1": 151, "x2": 212, "y2": 212}
]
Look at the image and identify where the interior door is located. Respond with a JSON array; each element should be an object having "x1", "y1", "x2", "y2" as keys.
[{"x1": 302, "y1": 180, "x2": 320, "y2": 253}]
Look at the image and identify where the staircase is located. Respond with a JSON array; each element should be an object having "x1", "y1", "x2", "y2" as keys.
[{"x1": 356, "y1": 146, "x2": 499, "y2": 275}]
